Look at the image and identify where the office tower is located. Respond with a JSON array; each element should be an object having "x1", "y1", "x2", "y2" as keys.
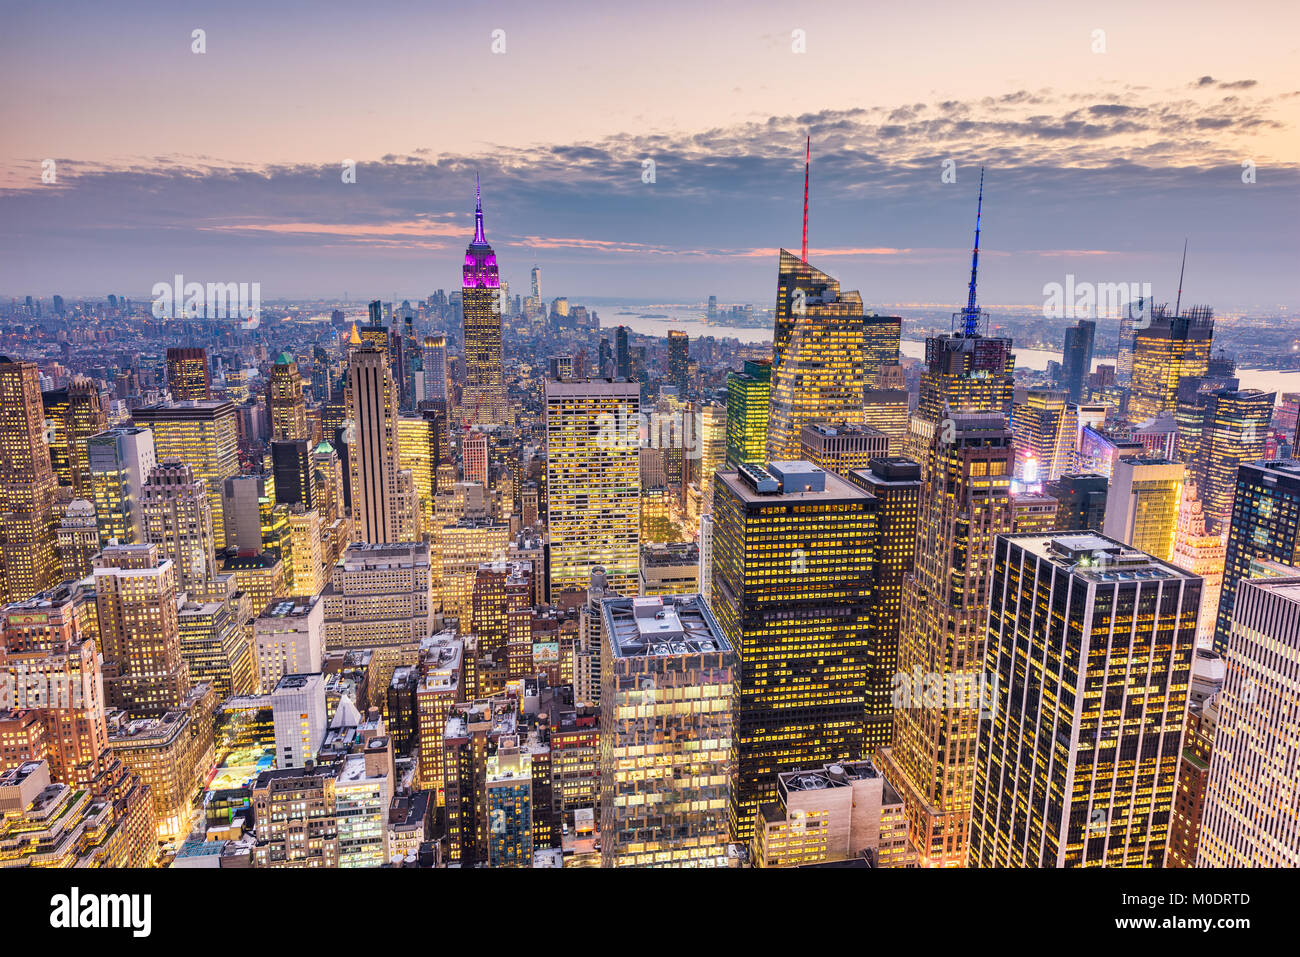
[
  {"x1": 1064, "y1": 402, "x2": 1108, "y2": 472},
  {"x1": 1076, "y1": 425, "x2": 1145, "y2": 479},
  {"x1": 284, "y1": 509, "x2": 322, "y2": 598},
  {"x1": 750, "y1": 759, "x2": 914, "y2": 868},
  {"x1": 462, "y1": 430, "x2": 488, "y2": 486},
  {"x1": 615, "y1": 325, "x2": 630, "y2": 378},
  {"x1": 969, "y1": 532, "x2": 1200, "y2": 867},
  {"x1": 1198, "y1": 576, "x2": 1300, "y2": 866},
  {"x1": 862, "y1": 314, "x2": 903, "y2": 384},
  {"x1": 251, "y1": 762, "x2": 339, "y2": 866},
  {"x1": 530, "y1": 265, "x2": 542, "y2": 304},
  {"x1": 132, "y1": 400, "x2": 240, "y2": 551},
  {"x1": 443, "y1": 694, "x2": 518, "y2": 864},
  {"x1": 1172, "y1": 484, "x2": 1225, "y2": 647},
  {"x1": 766, "y1": 251, "x2": 869, "y2": 459},
  {"x1": 268, "y1": 352, "x2": 309, "y2": 441},
  {"x1": 1166, "y1": 650, "x2": 1223, "y2": 868},
  {"x1": 462, "y1": 177, "x2": 506, "y2": 425},
  {"x1": 1044, "y1": 472, "x2": 1108, "y2": 531},
  {"x1": 692, "y1": 402, "x2": 727, "y2": 511},
  {"x1": 165, "y1": 347, "x2": 211, "y2": 401},
  {"x1": 93, "y1": 543, "x2": 190, "y2": 715},
  {"x1": 0, "y1": 582, "x2": 108, "y2": 785},
  {"x1": 271, "y1": 672, "x2": 327, "y2": 770},
  {"x1": 1213, "y1": 459, "x2": 1300, "y2": 653},
  {"x1": 43, "y1": 377, "x2": 106, "y2": 494},
  {"x1": 1060, "y1": 319, "x2": 1096, "y2": 403},
  {"x1": 697, "y1": 513, "x2": 714, "y2": 604},
  {"x1": 845, "y1": 456, "x2": 922, "y2": 751},
  {"x1": 438, "y1": 519, "x2": 510, "y2": 619},
  {"x1": 0, "y1": 357, "x2": 59, "y2": 604},
  {"x1": 221, "y1": 473, "x2": 270, "y2": 555},
  {"x1": 177, "y1": 575, "x2": 254, "y2": 699},
  {"x1": 1131, "y1": 412, "x2": 1180, "y2": 459},
  {"x1": 415, "y1": 634, "x2": 463, "y2": 797},
  {"x1": 1012, "y1": 489, "x2": 1059, "y2": 533},
  {"x1": 862, "y1": 386, "x2": 910, "y2": 456},
  {"x1": 484, "y1": 736, "x2": 533, "y2": 867},
  {"x1": 1128, "y1": 306, "x2": 1214, "y2": 423},
  {"x1": 470, "y1": 560, "x2": 531, "y2": 661},
  {"x1": 322, "y1": 542, "x2": 433, "y2": 650},
  {"x1": 140, "y1": 459, "x2": 217, "y2": 593},
  {"x1": 1102, "y1": 457, "x2": 1184, "y2": 563},
  {"x1": 599, "y1": 595, "x2": 734, "y2": 867},
  {"x1": 878, "y1": 413, "x2": 1013, "y2": 866},
  {"x1": 1010, "y1": 390, "x2": 1072, "y2": 482},
  {"x1": 799, "y1": 423, "x2": 890, "y2": 473},
  {"x1": 1186, "y1": 388, "x2": 1274, "y2": 532},
  {"x1": 666, "y1": 329, "x2": 690, "y2": 394},
  {"x1": 346, "y1": 346, "x2": 404, "y2": 544},
  {"x1": 254, "y1": 596, "x2": 324, "y2": 693},
  {"x1": 312, "y1": 441, "x2": 345, "y2": 524},
  {"x1": 270, "y1": 438, "x2": 313, "y2": 508},
  {"x1": 56, "y1": 499, "x2": 99, "y2": 581},
  {"x1": 724, "y1": 359, "x2": 771, "y2": 469},
  {"x1": 334, "y1": 736, "x2": 394, "y2": 867},
  {"x1": 1174, "y1": 372, "x2": 1241, "y2": 462},
  {"x1": 422, "y1": 335, "x2": 448, "y2": 405},
  {"x1": 222, "y1": 551, "x2": 286, "y2": 618},
  {"x1": 544, "y1": 379, "x2": 641, "y2": 598},
  {"x1": 396, "y1": 415, "x2": 439, "y2": 531},
  {"x1": 86, "y1": 426, "x2": 156, "y2": 547},
  {"x1": 711, "y1": 461, "x2": 875, "y2": 842}
]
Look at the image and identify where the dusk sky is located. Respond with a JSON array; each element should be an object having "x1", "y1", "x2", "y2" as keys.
[{"x1": 3, "y1": 0, "x2": 1298, "y2": 312}]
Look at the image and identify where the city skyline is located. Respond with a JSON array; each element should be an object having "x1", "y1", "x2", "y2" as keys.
[{"x1": 2, "y1": 1, "x2": 1299, "y2": 310}]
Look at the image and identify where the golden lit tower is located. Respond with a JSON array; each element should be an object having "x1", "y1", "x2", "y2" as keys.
[
  {"x1": 140, "y1": 460, "x2": 218, "y2": 594},
  {"x1": 165, "y1": 347, "x2": 211, "y2": 401},
  {"x1": 346, "y1": 346, "x2": 404, "y2": 544},
  {"x1": 878, "y1": 412, "x2": 1014, "y2": 867},
  {"x1": 970, "y1": 532, "x2": 1200, "y2": 867},
  {"x1": 725, "y1": 360, "x2": 770, "y2": 469},
  {"x1": 1128, "y1": 307, "x2": 1214, "y2": 423},
  {"x1": 461, "y1": 175, "x2": 506, "y2": 425},
  {"x1": 0, "y1": 357, "x2": 59, "y2": 603},
  {"x1": 268, "y1": 352, "x2": 309, "y2": 441}
]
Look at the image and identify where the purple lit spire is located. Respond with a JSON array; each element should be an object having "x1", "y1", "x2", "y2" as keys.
[{"x1": 473, "y1": 172, "x2": 487, "y2": 245}]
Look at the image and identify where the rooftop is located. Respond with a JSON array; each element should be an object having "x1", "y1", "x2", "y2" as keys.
[{"x1": 602, "y1": 594, "x2": 731, "y2": 659}]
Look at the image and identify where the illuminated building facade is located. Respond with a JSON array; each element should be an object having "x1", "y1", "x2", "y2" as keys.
[
  {"x1": 666, "y1": 329, "x2": 690, "y2": 394},
  {"x1": 862, "y1": 314, "x2": 902, "y2": 385},
  {"x1": 711, "y1": 461, "x2": 874, "y2": 843},
  {"x1": 544, "y1": 379, "x2": 641, "y2": 598},
  {"x1": 879, "y1": 413, "x2": 1014, "y2": 867},
  {"x1": 1198, "y1": 576, "x2": 1300, "y2": 867},
  {"x1": 1214, "y1": 460, "x2": 1300, "y2": 653},
  {"x1": 322, "y1": 542, "x2": 433, "y2": 650},
  {"x1": 599, "y1": 595, "x2": 734, "y2": 867},
  {"x1": 346, "y1": 346, "x2": 406, "y2": 544},
  {"x1": 1128, "y1": 308, "x2": 1214, "y2": 423},
  {"x1": 268, "y1": 352, "x2": 309, "y2": 441},
  {"x1": 1101, "y1": 457, "x2": 1184, "y2": 563},
  {"x1": 140, "y1": 460, "x2": 217, "y2": 593},
  {"x1": 970, "y1": 532, "x2": 1199, "y2": 867},
  {"x1": 725, "y1": 359, "x2": 770, "y2": 469},
  {"x1": 165, "y1": 347, "x2": 211, "y2": 401},
  {"x1": 799, "y1": 422, "x2": 890, "y2": 474},
  {"x1": 0, "y1": 358, "x2": 59, "y2": 604},
  {"x1": 485, "y1": 737, "x2": 533, "y2": 867},
  {"x1": 461, "y1": 178, "x2": 507, "y2": 425},
  {"x1": 132, "y1": 400, "x2": 240, "y2": 551},
  {"x1": 766, "y1": 250, "x2": 869, "y2": 459},
  {"x1": 1185, "y1": 388, "x2": 1275, "y2": 532},
  {"x1": 1172, "y1": 484, "x2": 1225, "y2": 647}
]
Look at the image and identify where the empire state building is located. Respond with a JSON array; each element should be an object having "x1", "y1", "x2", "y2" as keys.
[{"x1": 461, "y1": 175, "x2": 507, "y2": 425}]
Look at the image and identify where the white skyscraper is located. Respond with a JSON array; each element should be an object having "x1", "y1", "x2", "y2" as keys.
[{"x1": 272, "y1": 672, "x2": 326, "y2": 770}]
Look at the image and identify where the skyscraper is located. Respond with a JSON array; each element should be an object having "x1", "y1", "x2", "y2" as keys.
[
  {"x1": 1060, "y1": 319, "x2": 1096, "y2": 403},
  {"x1": 666, "y1": 329, "x2": 690, "y2": 395},
  {"x1": 862, "y1": 314, "x2": 903, "y2": 384},
  {"x1": 0, "y1": 357, "x2": 59, "y2": 604},
  {"x1": 1184, "y1": 388, "x2": 1274, "y2": 532},
  {"x1": 1128, "y1": 307, "x2": 1214, "y2": 423},
  {"x1": 87, "y1": 426, "x2": 156, "y2": 547},
  {"x1": 1212, "y1": 459, "x2": 1300, "y2": 653},
  {"x1": 422, "y1": 335, "x2": 448, "y2": 406},
  {"x1": 1198, "y1": 575, "x2": 1300, "y2": 867},
  {"x1": 711, "y1": 461, "x2": 875, "y2": 842},
  {"x1": 724, "y1": 359, "x2": 770, "y2": 469},
  {"x1": 132, "y1": 400, "x2": 240, "y2": 551},
  {"x1": 544, "y1": 379, "x2": 641, "y2": 598},
  {"x1": 42, "y1": 377, "x2": 106, "y2": 494},
  {"x1": 599, "y1": 594, "x2": 734, "y2": 867},
  {"x1": 346, "y1": 346, "x2": 404, "y2": 544},
  {"x1": 970, "y1": 532, "x2": 1200, "y2": 867},
  {"x1": 878, "y1": 413, "x2": 1014, "y2": 866},
  {"x1": 766, "y1": 249, "x2": 869, "y2": 459},
  {"x1": 140, "y1": 460, "x2": 218, "y2": 594},
  {"x1": 461, "y1": 176, "x2": 506, "y2": 425},
  {"x1": 165, "y1": 347, "x2": 211, "y2": 401},
  {"x1": 1009, "y1": 390, "x2": 1072, "y2": 482},
  {"x1": 1102, "y1": 457, "x2": 1184, "y2": 563},
  {"x1": 268, "y1": 352, "x2": 309, "y2": 441}
]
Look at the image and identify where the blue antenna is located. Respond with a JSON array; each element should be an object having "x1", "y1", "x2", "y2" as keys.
[{"x1": 959, "y1": 167, "x2": 985, "y2": 337}]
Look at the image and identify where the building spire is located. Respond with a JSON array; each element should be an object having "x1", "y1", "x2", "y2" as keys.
[
  {"x1": 473, "y1": 172, "x2": 486, "y2": 245},
  {"x1": 1174, "y1": 238, "x2": 1188, "y2": 318},
  {"x1": 801, "y1": 136, "x2": 811, "y2": 263},
  {"x1": 960, "y1": 167, "x2": 985, "y2": 337}
]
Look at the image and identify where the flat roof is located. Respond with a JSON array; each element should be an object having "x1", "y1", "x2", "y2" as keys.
[
  {"x1": 602, "y1": 594, "x2": 731, "y2": 659},
  {"x1": 717, "y1": 464, "x2": 868, "y2": 505}
]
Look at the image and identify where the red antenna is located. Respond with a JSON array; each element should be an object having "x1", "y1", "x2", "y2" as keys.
[{"x1": 801, "y1": 136, "x2": 811, "y2": 263}]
